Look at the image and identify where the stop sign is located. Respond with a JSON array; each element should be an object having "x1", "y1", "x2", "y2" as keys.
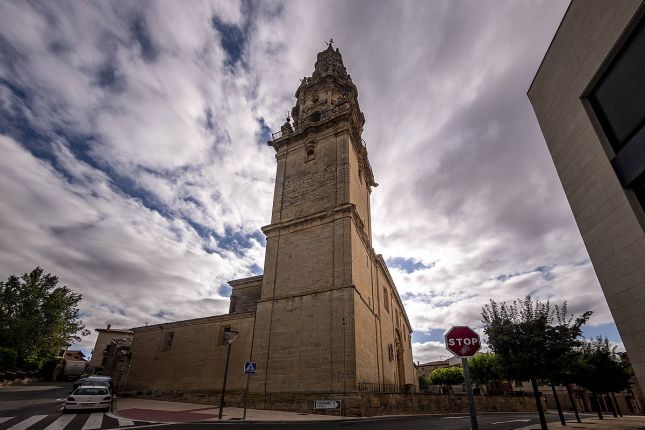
[{"x1": 445, "y1": 326, "x2": 481, "y2": 357}]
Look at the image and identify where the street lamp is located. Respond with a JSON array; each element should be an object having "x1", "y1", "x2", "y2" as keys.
[{"x1": 218, "y1": 328, "x2": 238, "y2": 420}]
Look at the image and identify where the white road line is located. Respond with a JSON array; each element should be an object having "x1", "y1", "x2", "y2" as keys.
[
  {"x1": 7, "y1": 415, "x2": 48, "y2": 430},
  {"x1": 441, "y1": 416, "x2": 467, "y2": 419},
  {"x1": 44, "y1": 414, "x2": 76, "y2": 430},
  {"x1": 105, "y1": 413, "x2": 134, "y2": 427},
  {"x1": 0, "y1": 417, "x2": 14, "y2": 424},
  {"x1": 81, "y1": 413, "x2": 104, "y2": 430},
  {"x1": 492, "y1": 419, "x2": 530, "y2": 424}
]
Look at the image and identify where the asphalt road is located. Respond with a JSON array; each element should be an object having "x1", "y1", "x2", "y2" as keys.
[{"x1": 0, "y1": 383, "x2": 585, "y2": 430}]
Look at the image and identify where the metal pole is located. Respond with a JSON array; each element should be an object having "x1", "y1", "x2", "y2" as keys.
[
  {"x1": 242, "y1": 373, "x2": 251, "y2": 420},
  {"x1": 218, "y1": 342, "x2": 232, "y2": 420},
  {"x1": 461, "y1": 358, "x2": 479, "y2": 430}
]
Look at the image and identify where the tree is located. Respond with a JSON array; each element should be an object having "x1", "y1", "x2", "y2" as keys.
[
  {"x1": 467, "y1": 353, "x2": 501, "y2": 387},
  {"x1": 574, "y1": 337, "x2": 631, "y2": 420},
  {"x1": 482, "y1": 296, "x2": 591, "y2": 430},
  {"x1": 0, "y1": 267, "x2": 90, "y2": 368},
  {"x1": 418, "y1": 375, "x2": 430, "y2": 391},
  {"x1": 429, "y1": 366, "x2": 464, "y2": 387}
]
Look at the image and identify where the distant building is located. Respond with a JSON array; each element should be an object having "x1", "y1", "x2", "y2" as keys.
[
  {"x1": 416, "y1": 356, "x2": 462, "y2": 380},
  {"x1": 64, "y1": 350, "x2": 87, "y2": 362},
  {"x1": 528, "y1": 0, "x2": 645, "y2": 394},
  {"x1": 89, "y1": 324, "x2": 133, "y2": 373}
]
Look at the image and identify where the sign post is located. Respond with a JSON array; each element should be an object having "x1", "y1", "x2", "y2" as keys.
[
  {"x1": 445, "y1": 326, "x2": 481, "y2": 430},
  {"x1": 242, "y1": 361, "x2": 256, "y2": 421}
]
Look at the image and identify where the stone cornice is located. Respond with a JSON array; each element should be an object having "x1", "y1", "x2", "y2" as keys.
[
  {"x1": 131, "y1": 312, "x2": 255, "y2": 332},
  {"x1": 262, "y1": 202, "x2": 357, "y2": 236}
]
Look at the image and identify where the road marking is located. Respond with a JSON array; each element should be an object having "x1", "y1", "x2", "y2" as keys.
[
  {"x1": 44, "y1": 414, "x2": 76, "y2": 430},
  {"x1": 492, "y1": 419, "x2": 531, "y2": 424},
  {"x1": 7, "y1": 415, "x2": 48, "y2": 430},
  {"x1": 0, "y1": 417, "x2": 14, "y2": 424},
  {"x1": 441, "y1": 416, "x2": 467, "y2": 419},
  {"x1": 106, "y1": 413, "x2": 134, "y2": 427},
  {"x1": 82, "y1": 413, "x2": 104, "y2": 430}
]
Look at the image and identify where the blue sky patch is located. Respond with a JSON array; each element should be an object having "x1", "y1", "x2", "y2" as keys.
[
  {"x1": 387, "y1": 257, "x2": 435, "y2": 274},
  {"x1": 412, "y1": 328, "x2": 445, "y2": 344},
  {"x1": 211, "y1": 17, "x2": 246, "y2": 67},
  {"x1": 582, "y1": 322, "x2": 623, "y2": 344},
  {"x1": 218, "y1": 284, "x2": 232, "y2": 297},
  {"x1": 131, "y1": 15, "x2": 159, "y2": 62}
]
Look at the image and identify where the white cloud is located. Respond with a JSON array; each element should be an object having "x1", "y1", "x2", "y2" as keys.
[{"x1": 0, "y1": 0, "x2": 618, "y2": 360}]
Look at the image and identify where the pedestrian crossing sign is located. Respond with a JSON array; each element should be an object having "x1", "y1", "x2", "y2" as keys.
[{"x1": 243, "y1": 361, "x2": 257, "y2": 375}]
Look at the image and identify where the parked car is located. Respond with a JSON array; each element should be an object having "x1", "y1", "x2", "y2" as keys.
[
  {"x1": 72, "y1": 376, "x2": 113, "y2": 392},
  {"x1": 64, "y1": 386, "x2": 112, "y2": 412}
]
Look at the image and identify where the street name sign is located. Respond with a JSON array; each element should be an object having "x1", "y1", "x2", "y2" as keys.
[
  {"x1": 243, "y1": 361, "x2": 257, "y2": 375},
  {"x1": 314, "y1": 400, "x2": 341, "y2": 410},
  {"x1": 445, "y1": 326, "x2": 481, "y2": 357}
]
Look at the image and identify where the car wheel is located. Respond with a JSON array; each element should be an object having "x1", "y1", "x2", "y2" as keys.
[{"x1": 63, "y1": 408, "x2": 68, "y2": 414}]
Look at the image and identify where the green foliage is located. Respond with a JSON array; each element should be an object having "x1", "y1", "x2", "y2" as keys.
[
  {"x1": 40, "y1": 356, "x2": 64, "y2": 381},
  {"x1": 429, "y1": 366, "x2": 464, "y2": 386},
  {"x1": 0, "y1": 346, "x2": 18, "y2": 369},
  {"x1": 467, "y1": 353, "x2": 501, "y2": 385},
  {"x1": 418, "y1": 375, "x2": 430, "y2": 391},
  {"x1": 481, "y1": 295, "x2": 591, "y2": 382},
  {"x1": 0, "y1": 267, "x2": 90, "y2": 368},
  {"x1": 574, "y1": 337, "x2": 631, "y2": 394}
]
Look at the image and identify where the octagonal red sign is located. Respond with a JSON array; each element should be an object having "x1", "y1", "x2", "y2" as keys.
[{"x1": 445, "y1": 326, "x2": 481, "y2": 357}]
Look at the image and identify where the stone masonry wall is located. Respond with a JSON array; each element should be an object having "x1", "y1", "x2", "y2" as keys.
[{"x1": 125, "y1": 313, "x2": 255, "y2": 393}]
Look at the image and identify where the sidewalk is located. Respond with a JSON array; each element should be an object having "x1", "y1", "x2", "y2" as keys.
[
  {"x1": 517, "y1": 415, "x2": 645, "y2": 430},
  {"x1": 114, "y1": 398, "x2": 345, "y2": 423}
]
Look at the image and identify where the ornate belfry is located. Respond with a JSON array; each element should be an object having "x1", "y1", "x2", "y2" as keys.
[{"x1": 249, "y1": 43, "x2": 413, "y2": 396}]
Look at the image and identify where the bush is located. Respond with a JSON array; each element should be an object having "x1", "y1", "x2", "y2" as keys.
[
  {"x1": 429, "y1": 366, "x2": 464, "y2": 386},
  {"x1": 40, "y1": 357, "x2": 64, "y2": 381},
  {"x1": 0, "y1": 347, "x2": 18, "y2": 369}
]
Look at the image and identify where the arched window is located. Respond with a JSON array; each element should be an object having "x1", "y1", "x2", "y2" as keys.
[{"x1": 306, "y1": 142, "x2": 315, "y2": 162}]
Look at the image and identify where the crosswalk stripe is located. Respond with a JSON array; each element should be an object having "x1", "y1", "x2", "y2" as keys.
[
  {"x1": 105, "y1": 414, "x2": 133, "y2": 427},
  {"x1": 0, "y1": 417, "x2": 14, "y2": 424},
  {"x1": 114, "y1": 415, "x2": 134, "y2": 427},
  {"x1": 81, "y1": 413, "x2": 104, "y2": 430},
  {"x1": 44, "y1": 414, "x2": 76, "y2": 430},
  {"x1": 7, "y1": 415, "x2": 48, "y2": 430}
]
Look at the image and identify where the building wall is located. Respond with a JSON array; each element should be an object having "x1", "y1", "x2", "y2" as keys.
[
  {"x1": 125, "y1": 313, "x2": 255, "y2": 392},
  {"x1": 228, "y1": 276, "x2": 262, "y2": 314},
  {"x1": 528, "y1": 0, "x2": 645, "y2": 392},
  {"x1": 89, "y1": 330, "x2": 133, "y2": 369}
]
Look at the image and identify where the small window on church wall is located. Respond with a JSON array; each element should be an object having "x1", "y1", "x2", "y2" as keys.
[
  {"x1": 305, "y1": 142, "x2": 315, "y2": 162},
  {"x1": 218, "y1": 325, "x2": 231, "y2": 346},
  {"x1": 383, "y1": 288, "x2": 389, "y2": 313},
  {"x1": 161, "y1": 332, "x2": 174, "y2": 352},
  {"x1": 388, "y1": 344, "x2": 394, "y2": 361}
]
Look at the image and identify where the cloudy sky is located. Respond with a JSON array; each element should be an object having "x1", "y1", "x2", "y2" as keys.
[{"x1": 0, "y1": 0, "x2": 623, "y2": 363}]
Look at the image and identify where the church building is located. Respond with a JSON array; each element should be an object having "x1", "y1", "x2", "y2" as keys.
[{"x1": 115, "y1": 44, "x2": 416, "y2": 413}]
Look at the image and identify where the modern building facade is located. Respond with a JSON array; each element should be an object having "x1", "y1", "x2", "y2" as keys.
[
  {"x1": 107, "y1": 44, "x2": 416, "y2": 413},
  {"x1": 529, "y1": 0, "x2": 645, "y2": 397}
]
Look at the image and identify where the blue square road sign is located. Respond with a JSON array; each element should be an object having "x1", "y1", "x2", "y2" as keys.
[{"x1": 244, "y1": 361, "x2": 257, "y2": 375}]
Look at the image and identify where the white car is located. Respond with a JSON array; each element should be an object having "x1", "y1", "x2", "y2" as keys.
[{"x1": 64, "y1": 386, "x2": 112, "y2": 412}]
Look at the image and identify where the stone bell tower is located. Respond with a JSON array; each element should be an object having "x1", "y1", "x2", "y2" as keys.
[{"x1": 250, "y1": 43, "x2": 414, "y2": 397}]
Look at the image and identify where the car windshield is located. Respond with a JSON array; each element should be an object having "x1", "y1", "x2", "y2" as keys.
[{"x1": 74, "y1": 388, "x2": 108, "y2": 395}]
